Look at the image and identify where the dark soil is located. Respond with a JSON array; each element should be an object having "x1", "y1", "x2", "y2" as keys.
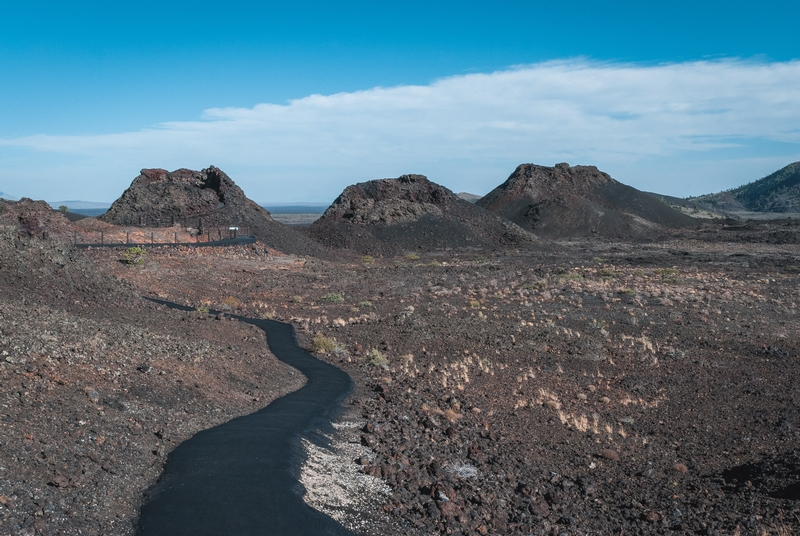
[
  {"x1": 90, "y1": 222, "x2": 800, "y2": 536},
  {"x1": 0, "y1": 230, "x2": 304, "y2": 536}
]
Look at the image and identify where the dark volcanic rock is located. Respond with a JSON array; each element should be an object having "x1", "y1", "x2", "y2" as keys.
[
  {"x1": 100, "y1": 166, "x2": 271, "y2": 229},
  {"x1": 477, "y1": 163, "x2": 697, "y2": 239},
  {"x1": 100, "y1": 166, "x2": 329, "y2": 257},
  {"x1": 306, "y1": 174, "x2": 536, "y2": 255},
  {"x1": 0, "y1": 198, "x2": 83, "y2": 241}
]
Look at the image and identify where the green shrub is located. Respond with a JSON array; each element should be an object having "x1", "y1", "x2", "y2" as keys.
[
  {"x1": 598, "y1": 268, "x2": 616, "y2": 279},
  {"x1": 123, "y1": 246, "x2": 146, "y2": 265},
  {"x1": 404, "y1": 253, "x2": 420, "y2": 261},
  {"x1": 365, "y1": 348, "x2": 388, "y2": 367},
  {"x1": 291, "y1": 295, "x2": 303, "y2": 303},
  {"x1": 357, "y1": 301, "x2": 373, "y2": 308},
  {"x1": 310, "y1": 334, "x2": 336, "y2": 354},
  {"x1": 320, "y1": 293, "x2": 345, "y2": 303},
  {"x1": 362, "y1": 255, "x2": 375, "y2": 264},
  {"x1": 654, "y1": 268, "x2": 679, "y2": 276}
]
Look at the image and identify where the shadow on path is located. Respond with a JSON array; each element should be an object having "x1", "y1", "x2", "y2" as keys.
[{"x1": 136, "y1": 299, "x2": 355, "y2": 536}]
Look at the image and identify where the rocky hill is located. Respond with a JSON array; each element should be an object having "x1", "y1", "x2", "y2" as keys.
[
  {"x1": 306, "y1": 174, "x2": 535, "y2": 255},
  {"x1": 689, "y1": 161, "x2": 800, "y2": 215},
  {"x1": 100, "y1": 166, "x2": 329, "y2": 256},
  {"x1": 477, "y1": 163, "x2": 696, "y2": 239},
  {"x1": 0, "y1": 198, "x2": 85, "y2": 241}
]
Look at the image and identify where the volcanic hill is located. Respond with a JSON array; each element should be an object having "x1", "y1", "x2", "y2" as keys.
[
  {"x1": 0, "y1": 198, "x2": 84, "y2": 241},
  {"x1": 689, "y1": 161, "x2": 800, "y2": 215},
  {"x1": 306, "y1": 174, "x2": 535, "y2": 255},
  {"x1": 100, "y1": 166, "x2": 329, "y2": 256},
  {"x1": 476, "y1": 163, "x2": 696, "y2": 239}
]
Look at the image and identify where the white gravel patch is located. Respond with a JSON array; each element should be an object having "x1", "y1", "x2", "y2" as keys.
[{"x1": 300, "y1": 420, "x2": 393, "y2": 534}]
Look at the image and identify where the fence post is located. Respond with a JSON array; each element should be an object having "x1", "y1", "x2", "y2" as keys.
[
  {"x1": 100, "y1": 232, "x2": 103, "y2": 245},
  {"x1": 126, "y1": 231, "x2": 130, "y2": 244},
  {"x1": 150, "y1": 232, "x2": 154, "y2": 244}
]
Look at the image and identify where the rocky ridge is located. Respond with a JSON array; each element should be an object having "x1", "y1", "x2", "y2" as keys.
[
  {"x1": 690, "y1": 161, "x2": 800, "y2": 215},
  {"x1": 477, "y1": 163, "x2": 697, "y2": 239}
]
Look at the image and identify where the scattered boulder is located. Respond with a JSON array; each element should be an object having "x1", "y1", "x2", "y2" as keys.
[
  {"x1": 306, "y1": 174, "x2": 536, "y2": 255},
  {"x1": 477, "y1": 163, "x2": 697, "y2": 239}
]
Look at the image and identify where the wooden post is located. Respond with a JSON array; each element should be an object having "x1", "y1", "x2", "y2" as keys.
[
  {"x1": 150, "y1": 232, "x2": 154, "y2": 244},
  {"x1": 100, "y1": 232, "x2": 103, "y2": 245},
  {"x1": 126, "y1": 231, "x2": 130, "y2": 244},
  {"x1": 174, "y1": 232, "x2": 177, "y2": 244}
]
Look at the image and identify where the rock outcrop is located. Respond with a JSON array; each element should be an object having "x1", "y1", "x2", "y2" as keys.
[
  {"x1": 306, "y1": 174, "x2": 535, "y2": 255},
  {"x1": 477, "y1": 163, "x2": 696, "y2": 239},
  {"x1": 100, "y1": 166, "x2": 271, "y2": 229},
  {"x1": 101, "y1": 166, "x2": 329, "y2": 256},
  {"x1": 0, "y1": 198, "x2": 84, "y2": 241}
]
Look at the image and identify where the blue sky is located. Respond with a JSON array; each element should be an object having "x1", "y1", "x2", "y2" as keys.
[{"x1": 2, "y1": 1, "x2": 800, "y2": 203}]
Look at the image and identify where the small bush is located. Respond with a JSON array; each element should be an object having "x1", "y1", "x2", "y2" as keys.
[
  {"x1": 618, "y1": 289, "x2": 636, "y2": 296},
  {"x1": 654, "y1": 268, "x2": 679, "y2": 276},
  {"x1": 222, "y1": 296, "x2": 241, "y2": 307},
  {"x1": 664, "y1": 277, "x2": 684, "y2": 285},
  {"x1": 404, "y1": 253, "x2": 420, "y2": 261},
  {"x1": 195, "y1": 306, "x2": 210, "y2": 314},
  {"x1": 365, "y1": 348, "x2": 388, "y2": 367},
  {"x1": 291, "y1": 295, "x2": 303, "y2": 303},
  {"x1": 598, "y1": 268, "x2": 616, "y2": 279},
  {"x1": 357, "y1": 301, "x2": 373, "y2": 308},
  {"x1": 362, "y1": 255, "x2": 375, "y2": 264},
  {"x1": 310, "y1": 334, "x2": 336, "y2": 354},
  {"x1": 469, "y1": 299, "x2": 481, "y2": 308},
  {"x1": 123, "y1": 246, "x2": 146, "y2": 265},
  {"x1": 320, "y1": 293, "x2": 345, "y2": 303}
]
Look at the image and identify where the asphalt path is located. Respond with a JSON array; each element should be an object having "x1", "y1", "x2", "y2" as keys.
[{"x1": 136, "y1": 299, "x2": 355, "y2": 536}]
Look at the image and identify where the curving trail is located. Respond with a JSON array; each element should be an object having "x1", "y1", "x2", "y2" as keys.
[{"x1": 136, "y1": 300, "x2": 355, "y2": 536}]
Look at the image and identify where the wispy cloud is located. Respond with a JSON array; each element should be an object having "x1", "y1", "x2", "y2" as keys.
[{"x1": 3, "y1": 59, "x2": 800, "y2": 201}]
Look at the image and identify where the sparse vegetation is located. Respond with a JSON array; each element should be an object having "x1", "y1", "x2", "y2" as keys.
[
  {"x1": 310, "y1": 334, "x2": 337, "y2": 354},
  {"x1": 58, "y1": 205, "x2": 69, "y2": 213},
  {"x1": 404, "y1": 253, "x2": 420, "y2": 260},
  {"x1": 598, "y1": 268, "x2": 617, "y2": 279},
  {"x1": 123, "y1": 246, "x2": 146, "y2": 265},
  {"x1": 365, "y1": 348, "x2": 389, "y2": 367},
  {"x1": 221, "y1": 296, "x2": 241, "y2": 307},
  {"x1": 362, "y1": 255, "x2": 375, "y2": 264},
  {"x1": 291, "y1": 295, "x2": 303, "y2": 303},
  {"x1": 320, "y1": 292, "x2": 345, "y2": 303},
  {"x1": 655, "y1": 268, "x2": 679, "y2": 276},
  {"x1": 357, "y1": 301, "x2": 373, "y2": 308}
]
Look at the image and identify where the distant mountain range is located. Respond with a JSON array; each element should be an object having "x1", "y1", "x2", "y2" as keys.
[
  {"x1": 47, "y1": 200, "x2": 112, "y2": 210},
  {"x1": 0, "y1": 192, "x2": 18, "y2": 201}
]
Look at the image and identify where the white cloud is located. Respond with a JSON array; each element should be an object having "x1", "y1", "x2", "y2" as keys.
[{"x1": 2, "y1": 59, "x2": 800, "y2": 201}]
